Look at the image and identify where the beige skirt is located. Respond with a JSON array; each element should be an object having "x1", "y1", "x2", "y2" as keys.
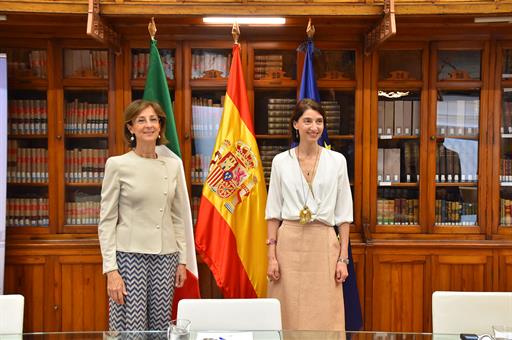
[{"x1": 267, "y1": 220, "x2": 345, "y2": 331}]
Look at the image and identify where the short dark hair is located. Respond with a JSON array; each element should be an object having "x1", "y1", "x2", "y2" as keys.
[
  {"x1": 289, "y1": 98, "x2": 327, "y2": 144},
  {"x1": 123, "y1": 99, "x2": 169, "y2": 147}
]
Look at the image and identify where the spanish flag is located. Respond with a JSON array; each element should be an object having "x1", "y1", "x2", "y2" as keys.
[{"x1": 195, "y1": 44, "x2": 267, "y2": 298}]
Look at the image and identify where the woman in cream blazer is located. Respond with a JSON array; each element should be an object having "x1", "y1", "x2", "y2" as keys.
[{"x1": 98, "y1": 99, "x2": 188, "y2": 331}]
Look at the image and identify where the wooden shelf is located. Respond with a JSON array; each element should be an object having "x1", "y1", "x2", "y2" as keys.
[
  {"x1": 131, "y1": 78, "x2": 175, "y2": 89},
  {"x1": 62, "y1": 78, "x2": 109, "y2": 88},
  {"x1": 435, "y1": 182, "x2": 478, "y2": 187},
  {"x1": 65, "y1": 133, "x2": 108, "y2": 138},
  {"x1": 8, "y1": 134, "x2": 48, "y2": 139},
  {"x1": 8, "y1": 181, "x2": 48, "y2": 186},
  {"x1": 65, "y1": 182, "x2": 102, "y2": 187}
]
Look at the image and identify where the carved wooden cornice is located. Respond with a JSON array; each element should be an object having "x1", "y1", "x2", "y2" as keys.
[
  {"x1": 364, "y1": 0, "x2": 396, "y2": 55},
  {"x1": 86, "y1": 0, "x2": 121, "y2": 54}
]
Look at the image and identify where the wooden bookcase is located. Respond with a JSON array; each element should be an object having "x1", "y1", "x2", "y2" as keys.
[{"x1": 2, "y1": 25, "x2": 512, "y2": 332}]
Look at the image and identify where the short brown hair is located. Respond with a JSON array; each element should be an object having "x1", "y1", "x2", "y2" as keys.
[
  {"x1": 123, "y1": 99, "x2": 169, "y2": 146},
  {"x1": 289, "y1": 98, "x2": 326, "y2": 144}
]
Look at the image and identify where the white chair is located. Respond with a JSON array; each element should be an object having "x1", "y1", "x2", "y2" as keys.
[
  {"x1": 177, "y1": 298, "x2": 282, "y2": 331},
  {"x1": 432, "y1": 291, "x2": 512, "y2": 335},
  {"x1": 0, "y1": 294, "x2": 24, "y2": 334}
]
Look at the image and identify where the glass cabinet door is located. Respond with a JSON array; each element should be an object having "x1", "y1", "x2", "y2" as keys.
[
  {"x1": 499, "y1": 48, "x2": 512, "y2": 230},
  {"x1": 432, "y1": 45, "x2": 484, "y2": 233},
  {"x1": 374, "y1": 48, "x2": 424, "y2": 230}
]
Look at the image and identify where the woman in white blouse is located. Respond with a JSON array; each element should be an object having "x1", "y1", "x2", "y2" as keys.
[{"x1": 265, "y1": 98, "x2": 353, "y2": 331}]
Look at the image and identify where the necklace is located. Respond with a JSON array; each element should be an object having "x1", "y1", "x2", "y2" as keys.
[{"x1": 296, "y1": 146, "x2": 321, "y2": 224}]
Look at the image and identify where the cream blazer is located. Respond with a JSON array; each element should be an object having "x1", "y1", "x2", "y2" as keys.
[{"x1": 98, "y1": 151, "x2": 187, "y2": 274}]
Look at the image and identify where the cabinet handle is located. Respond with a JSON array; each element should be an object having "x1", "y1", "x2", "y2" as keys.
[
  {"x1": 185, "y1": 133, "x2": 190, "y2": 140},
  {"x1": 56, "y1": 135, "x2": 62, "y2": 140},
  {"x1": 430, "y1": 135, "x2": 436, "y2": 141},
  {"x1": 53, "y1": 305, "x2": 59, "y2": 311}
]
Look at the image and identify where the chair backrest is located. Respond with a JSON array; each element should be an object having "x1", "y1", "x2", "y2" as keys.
[
  {"x1": 177, "y1": 298, "x2": 282, "y2": 331},
  {"x1": 432, "y1": 291, "x2": 512, "y2": 335},
  {"x1": 0, "y1": 294, "x2": 24, "y2": 334}
]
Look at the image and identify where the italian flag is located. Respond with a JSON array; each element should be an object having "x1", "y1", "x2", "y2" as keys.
[{"x1": 143, "y1": 38, "x2": 200, "y2": 317}]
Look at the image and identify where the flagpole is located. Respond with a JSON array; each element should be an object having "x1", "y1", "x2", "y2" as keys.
[
  {"x1": 148, "y1": 17, "x2": 157, "y2": 41},
  {"x1": 306, "y1": 17, "x2": 315, "y2": 39},
  {"x1": 232, "y1": 20, "x2": 240, "y2": 45}
]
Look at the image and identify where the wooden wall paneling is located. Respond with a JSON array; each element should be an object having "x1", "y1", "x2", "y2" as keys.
[
  {"x1": 362, "y1": 52, "x2": 372, "y2": 235},
  {"x1": 497, "y1": 249, "x2": 512, "y2": 291},
  {"x1": 351, "y1": 243, "x2": 366, "y2": 327},
  {"x1": 369, "y1": 250, "x2": 427, "y2": 332},
  {"x1": 368, "y1": 50, "x2": 379, "y2": 230},
  {"x1": 3, "y1": 256, "x2": 48, "y2": 332},
  {"x1": 431, "y1": 251, "x2": 493, "y2": 292},
  {"x1": 491, "y1": 41, "x2": 502, "y2": 234},
  {"x1": 57, "y1": 255, "x2": 108, "y2": 331},
  {"x1": 480, "y1": 40, "x2": 491, "y2": 236}
]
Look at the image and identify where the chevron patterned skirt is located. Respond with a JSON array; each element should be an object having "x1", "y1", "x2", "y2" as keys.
[{"x1": 109, "y1": 251, "x2": 179, "y2": 331}]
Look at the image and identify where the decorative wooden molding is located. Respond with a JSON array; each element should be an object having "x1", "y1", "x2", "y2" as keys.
[
  {"x1": 86, "y1": 0, "x2": 121, "y2": 54},
  {"x1": 364, "y1": 0, "x2": 396, "y2": 56}
]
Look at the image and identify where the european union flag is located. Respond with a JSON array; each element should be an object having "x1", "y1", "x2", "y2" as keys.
[
  {"x1": 298, "y1": 39, "x2": 330, "y2": 148},
  {"x1": 298, "y1": 38, "x2": 363, "y2": 332}
]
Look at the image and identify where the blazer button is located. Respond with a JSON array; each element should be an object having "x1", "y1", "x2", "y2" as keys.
[
  {"x1": 159, "y1": 208, "x2": 163, "y2": 212},
  {"x1": 156, "y1": 225, "x2": 160, "y2": 229},
  {"x1": 164, "y1": 176, "x2": 168, "y2": 180},
  {"x1": 163, "y1": 192, "x2": 167, "y2": 196}
]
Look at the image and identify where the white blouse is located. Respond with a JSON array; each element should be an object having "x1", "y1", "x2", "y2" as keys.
[{"x1": 265, "y1": 147, "x2": 353, "y2": 226}]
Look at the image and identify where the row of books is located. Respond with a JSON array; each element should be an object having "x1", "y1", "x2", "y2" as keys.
[
  {"x1": 63, "y1": 49, "x2": 108, "y2": 79},
  {"x1": 254, "y1": 54, "x2": 284, "y2": 80},
  {"x1": 436, "y1": 99, "x2": 479, "y2": 137},
  {"x1": 132, "y1": 50, "x2": 174, "y2": 80},
  {"x1": 7, "y1": 142, "x2": 48, "y2": 183},
  {"x1": 378, "y1": 100, "x2": 420, "y2": 136},
  {"x1": 65, "y1": 201, "x2": 100, "y2": 225},
  {"x1": 191, "y1": 51, "x2": 231, "y2": 79},
  {"x1": 8, "y1": 99, "x2": 48, "y2": 135},
  {"x1": 436, "y1": 144, "x2": 478, "y2": 182},
  {"x1": 377, "y1": 144, "x2": 419, "y2": 183},
  {"x1": 65, "y1": 100, "x2": 109, "y2": 134},
  {"x1": 376, "y1": 198, "x2": 419, "y2": 225},
  {"x1": 6, "y1": 198, "x2": 49, "y2": 227},
  {"x1": 191, "y1": 153, "x2": 210, "y2": 183},
  {"x1": 192, "y1": 102, "x2": 224, "y2": 138},
  {"x1": 500, "y1": 198, "x2": 512, "y2": 226},
  {"x1": 500, "y1": 159, "x2": 512, "y2": 182},
  {"x1": 434, "y1": 199, "x2": 477, "y2": 225},
  {"x1": 64, "y1": 148, "x2": 108, "y2": 183},
  {"x1": 5, "y1": 49, "x2": 47, "y2": 79},
  {"x1": 503, "y1": 50, "x2": 512, "y2": 79},
  {"x1": 260, "y1": 144, "x2": 288, "y2": 183},
  {"x1": 501, "y1": 100, "x2": 512, "y2": 134}
]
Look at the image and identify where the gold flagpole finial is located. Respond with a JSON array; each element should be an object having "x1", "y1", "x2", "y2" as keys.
[
  {"x1": 306, "y1": 17, "x2": 315, "y2": 39},
  {"x1": 232, "y1": 21, "x2": 240, "y2": 45},
  {"x1": 148, "y1": 17, "x2": 157, "y2": 41}
]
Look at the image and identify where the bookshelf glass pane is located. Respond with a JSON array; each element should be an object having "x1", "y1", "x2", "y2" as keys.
[
  {"x1": 332, "y1": 140, "x2": 355, "y2": 184},
  {"x1": 191, "y1": 90, "x2": 225, "y2": 185},
  {"x1": 254, "y1": 89, "x2": 296, "y2": 135},
  {"x1": 436, "y1": 139, "x2": 478, "y2": 184},
  {"x1": 8, "y1": 90, "x2": 47, "y2": 135},
  {"x1": 319, "y1": 90, "x2": 355, "y2": 135},
  {"x1": 65, "y1": 187, "x2": 100, "y2": 226},
  {"x1": 379, "y1": 50, "x2": 422, "y2": 81},
  {"x1": 436, "y1": 90, "x2": 480, "y2": 138},
  {"x1": 6, "y1": 186, "x2": 49, "y2": 227},
  {"x1": 437, "y1": 50, "x2": 481, "y2": 81},
  {"x1": 502, "y1": 88, "x2": 512, "y2": 135},
  {"x1": 1, "y1": 48, "x2": 47, "y2": 79},
  {"x1": 7, "y1": 138, "x2": 48, "y2": 184},
  {"x1": 378, "y1": 91, "x2": 420, "y2": 137},
  {"x1": 63, "y1": 49, "x2": 108, "y2": 79},
  {"x1": 503, "y1": 49, "x2": 512, "y2": 80},
  {"x1": 259, "y1": 139, "x2": 289, "y2": 185},
  {"x1": 500, "y1": 187, "x2": 512, "y2": 227},
  {"x1": 64, "y1": 138, "x2": 108, "y2": 185},
  {"x1": 314, "y1": 50, "x2": 355, "y2": 81},
  {"x1": 64, "y1": 91, "x2": 108, "y2": 134},
  {"x1": 132, "y1": 48, "x2": 175, "y2": 80},
  {"x1": 377, "y1": 188, "x2": 419, "y2": 225},
  {"x1": 435, "y1": 187, "x2": 478, "y2": 226},
  {"x1": 378, "y1": 140, "x2": 419, "y2": 184},
  {"x1": 191, "y1": 48, "x2": 231, "y2": 79},
  {"x1": 254, "y1": 49, "x2": 296, "y2": 81}
]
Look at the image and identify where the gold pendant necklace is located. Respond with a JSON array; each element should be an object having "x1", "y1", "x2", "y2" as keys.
[{"x1": 296, "y1": 146, "x2": 321, "y2": 224}]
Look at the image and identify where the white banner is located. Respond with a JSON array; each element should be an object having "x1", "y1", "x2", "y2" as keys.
[{"x1": 0, "y1": 53, "x2": 7, "y2": 294}]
